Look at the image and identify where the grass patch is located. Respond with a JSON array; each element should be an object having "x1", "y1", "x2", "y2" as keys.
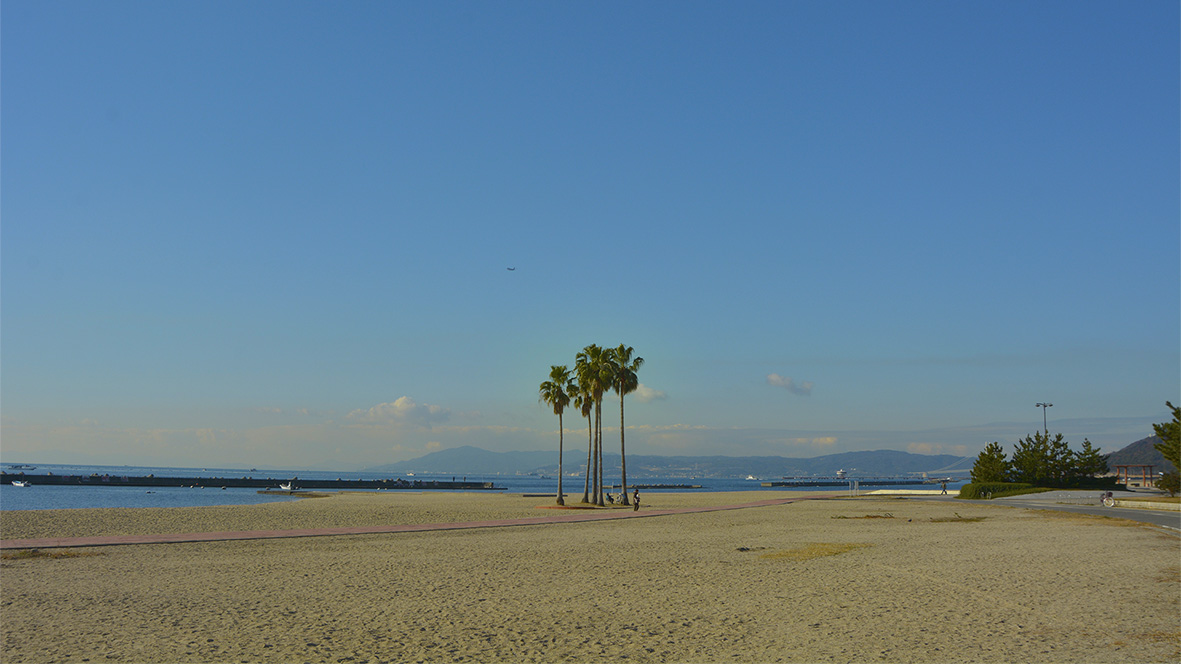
[
  {"x1": 831, "y1": 513, "x2": 894, "y2": 519},
  {"x1": 759, "y1": 542, "x2": 873, "y2": 561},
  {"x1": 1, "y1": 548, "x2": 100, "y2": 560},
  {"x1": 929, "y1": 513, "x2": 987, "y2": 523},
  {"x1": 1032, "y1": 510, "x2": 1143, "y2": 528},
  {"x1": 1118, "y1": 496, "x2": 1181, "y2": 505}
]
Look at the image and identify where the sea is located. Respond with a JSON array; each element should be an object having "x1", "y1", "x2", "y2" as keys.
[{"x1": 0, "y1": 462, "x2": 967, "y2": 511}]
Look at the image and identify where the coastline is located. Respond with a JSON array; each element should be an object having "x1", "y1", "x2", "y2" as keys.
[{"x1": 2, "y1": 491, "x2": 1178, "y2": 662}]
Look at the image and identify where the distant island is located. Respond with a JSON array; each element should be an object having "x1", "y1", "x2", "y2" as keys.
[{"x1": 364, "y1": 446, "x2": 976, "y2": 479}]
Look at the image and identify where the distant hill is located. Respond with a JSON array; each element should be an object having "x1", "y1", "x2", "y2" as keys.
[
  {"x1": 1105, "y1": 436, "x2": 1175, "y2": 473},
  {"x1": 365, "y1": 446, "x2": 972, "y2": 478},
  {"x1": 366, "y1": 446, "x2": 558, "y2": 475}
]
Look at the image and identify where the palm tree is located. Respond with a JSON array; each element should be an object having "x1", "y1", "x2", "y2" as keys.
[
  {"x1": 609, "y1": 344, "x2": 643, "y2": 505},
  {"x1": 574, "y1": 346, "x2": 598, "y2": 504},
  {"x1": 574, "y1": 388, "x2": 594, "y2": 504},
  {"x1": 576, "y1": 344, "x2": 615, "y2": 506},
  {"x1": 539, "y1": 365, "x2": 575, "y2": 506}
]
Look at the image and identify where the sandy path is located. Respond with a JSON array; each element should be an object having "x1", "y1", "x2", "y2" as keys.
[{"x1": 2, "y1": 492, "x2": 1178, "y2": 663}]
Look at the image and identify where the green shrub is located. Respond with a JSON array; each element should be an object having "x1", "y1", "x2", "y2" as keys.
[
  {"x1": 1061, "y1": 476, "x2": 1119, "y2": 490},
  {"x1": 958, "y1": 482, "x2": 1041, "y2": 499}
]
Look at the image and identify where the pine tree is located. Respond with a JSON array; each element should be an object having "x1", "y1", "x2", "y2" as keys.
[
  {"x1": 971, "y1": 442, "x2": 1010, "y2": 483},
  {"x1": 1152, "y1": 401, "x2": 1180, "y2": 470},
  {"x1": 1072, "y1": 438, "x2": 1109, "y2": 478},
  {"x1": 1153, "y1": 402, "x2": 1180, "y2": 496},
  {"x1": 1011, "y1": 431, "x2": 1071, "y2": 485}
]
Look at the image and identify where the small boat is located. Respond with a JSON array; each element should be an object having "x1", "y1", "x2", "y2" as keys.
[
  {"x1": 6, "y1": 464, "x2": 36, "y2": 470},
  {"x1": 279, "y1": 482, "x2": 295, "y2": 491},
  {"x1": 745, "y1": 475, "x2": 757, "y2": 481},
  {"x1": 11, "y1": 481, "x2": 30, "y2": 487}
]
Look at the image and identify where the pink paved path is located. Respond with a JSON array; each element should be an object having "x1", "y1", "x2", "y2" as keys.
[{"x1": 0, "y1": 494, "x2": 838, "y2": 550}]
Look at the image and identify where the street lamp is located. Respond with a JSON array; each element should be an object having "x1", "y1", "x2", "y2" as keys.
[{"x1": 1035, "y1": 402, "x2": 1053, "y2": 435}]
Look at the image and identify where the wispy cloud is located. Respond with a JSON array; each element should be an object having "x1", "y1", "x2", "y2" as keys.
[
  {"x1": 346, "y1": 397, "x2": 450, "y2": 428},
  {"x1": 633, "y1": 383, "x2": 667, "y2": 403},
  {"x1": 906, "y1": 442, "x2": 971, "y2": 456},
  {"x1": 788, "y1": 436, "x2": 838, "y2": 447},
  {"x1": 766, "y1": 373, "x2": 813, "y2": 396},
  {"x1": 627, "y1": 424, "x2": 709, "y2": 432}
]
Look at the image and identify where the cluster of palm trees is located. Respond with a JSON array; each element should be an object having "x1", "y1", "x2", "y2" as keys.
[{"x1": 538, "y1": 344, "x2": 643, "y2": 506}]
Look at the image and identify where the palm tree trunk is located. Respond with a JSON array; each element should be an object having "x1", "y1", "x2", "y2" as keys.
[
  {"x1": 556, "y1": 413, "x2": 565, "y2": 506},
  {"x1": 591, "y1": 407, "x2": 599, "y2": 505},
  {"x1": 595, "y1": 400, "x2": 605, "y2": 506},
  {"x1": 619, "y1": 392, "x2": 629, "y2": 505},
  {"x1": 581, "y1": 414, "x2": 592, "y2": 503},
  {"x1": 591, "y1": 406, "x2": 599, "y2": 505}
]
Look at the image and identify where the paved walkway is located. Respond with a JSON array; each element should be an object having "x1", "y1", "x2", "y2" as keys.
[
  {"x1": 908, "y1": 490, "x2": 1181, "y2": 531},
  {"x1": 0, "y1": 495, "x2": 837, "y2": 550}
]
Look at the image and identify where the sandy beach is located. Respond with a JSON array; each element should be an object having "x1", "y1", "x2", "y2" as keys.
[{"x1": 2, "y1": 491, "x2": 1178, "y2": 663}]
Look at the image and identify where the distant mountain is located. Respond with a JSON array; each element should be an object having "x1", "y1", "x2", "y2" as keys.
[
  {"x1": 547, "y1": 449, "x2": 971, "y2": 478},
  {"x1": 365, "y1": 446, "x2": 972, "y2": 478},
  {"x1": 1105, "y1": 436, "x2": 1175, "y2": 473},
  {"x1": 366, "y1": 446, "x2": 558, "y2": 475}
]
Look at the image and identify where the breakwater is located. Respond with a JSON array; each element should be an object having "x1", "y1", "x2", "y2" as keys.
[
  {"x1": 761, "y1": 479, "x2": 933, "y2": 488},
  {"x1": 2, "y1": 473, "x2": 501, "y2": 491}
]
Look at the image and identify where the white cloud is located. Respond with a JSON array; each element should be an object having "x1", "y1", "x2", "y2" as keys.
[
  {"x1": 787, "y1": 436, "x2": 838, "y2": 447},
  {"x1": 628, "y1": 423, "x2": 709, "y2": 432},
  {"x1": 766, "y1": 373, "x2": 813, "y2": 396},
  {"x1": 633, "y1": 383, "x2": 667, "y2": 403},
  {"x1": 907, "y1": 442, "x2": 970, "y2": 456},
  {"x1": 347, "y1": 396, "x2": 450, "y2": 428}
]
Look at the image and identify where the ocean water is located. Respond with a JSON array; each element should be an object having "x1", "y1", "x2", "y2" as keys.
[{"x1": 0, "y1": 462, "x2": 965, "y2": 511}]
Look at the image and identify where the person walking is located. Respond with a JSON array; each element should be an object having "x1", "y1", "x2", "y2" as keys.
[
  {"x1": 632, "y1": 488, "x2": 640, "y2": 511},
  {"x1": 940, "y1": 480, "x2": 947, "y2": 495}
]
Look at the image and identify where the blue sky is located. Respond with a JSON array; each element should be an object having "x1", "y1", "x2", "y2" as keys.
[{"x1": 3, "y1": 1, "x2": 1177, "y2": 470}]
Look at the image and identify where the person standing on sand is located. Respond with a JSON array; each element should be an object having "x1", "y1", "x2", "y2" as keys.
[{"x1": 633, "y1": 488, "x2": 640, "y2": 511}]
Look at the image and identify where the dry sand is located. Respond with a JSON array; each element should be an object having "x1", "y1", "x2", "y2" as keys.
[{"x1": 1, "y1": 491, "x2": 1178, "y2": 663}]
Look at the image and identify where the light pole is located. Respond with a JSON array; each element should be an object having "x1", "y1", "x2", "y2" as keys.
[{"x1": 1035, "y1": 402, "x2": 1052, "y2": 435}]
